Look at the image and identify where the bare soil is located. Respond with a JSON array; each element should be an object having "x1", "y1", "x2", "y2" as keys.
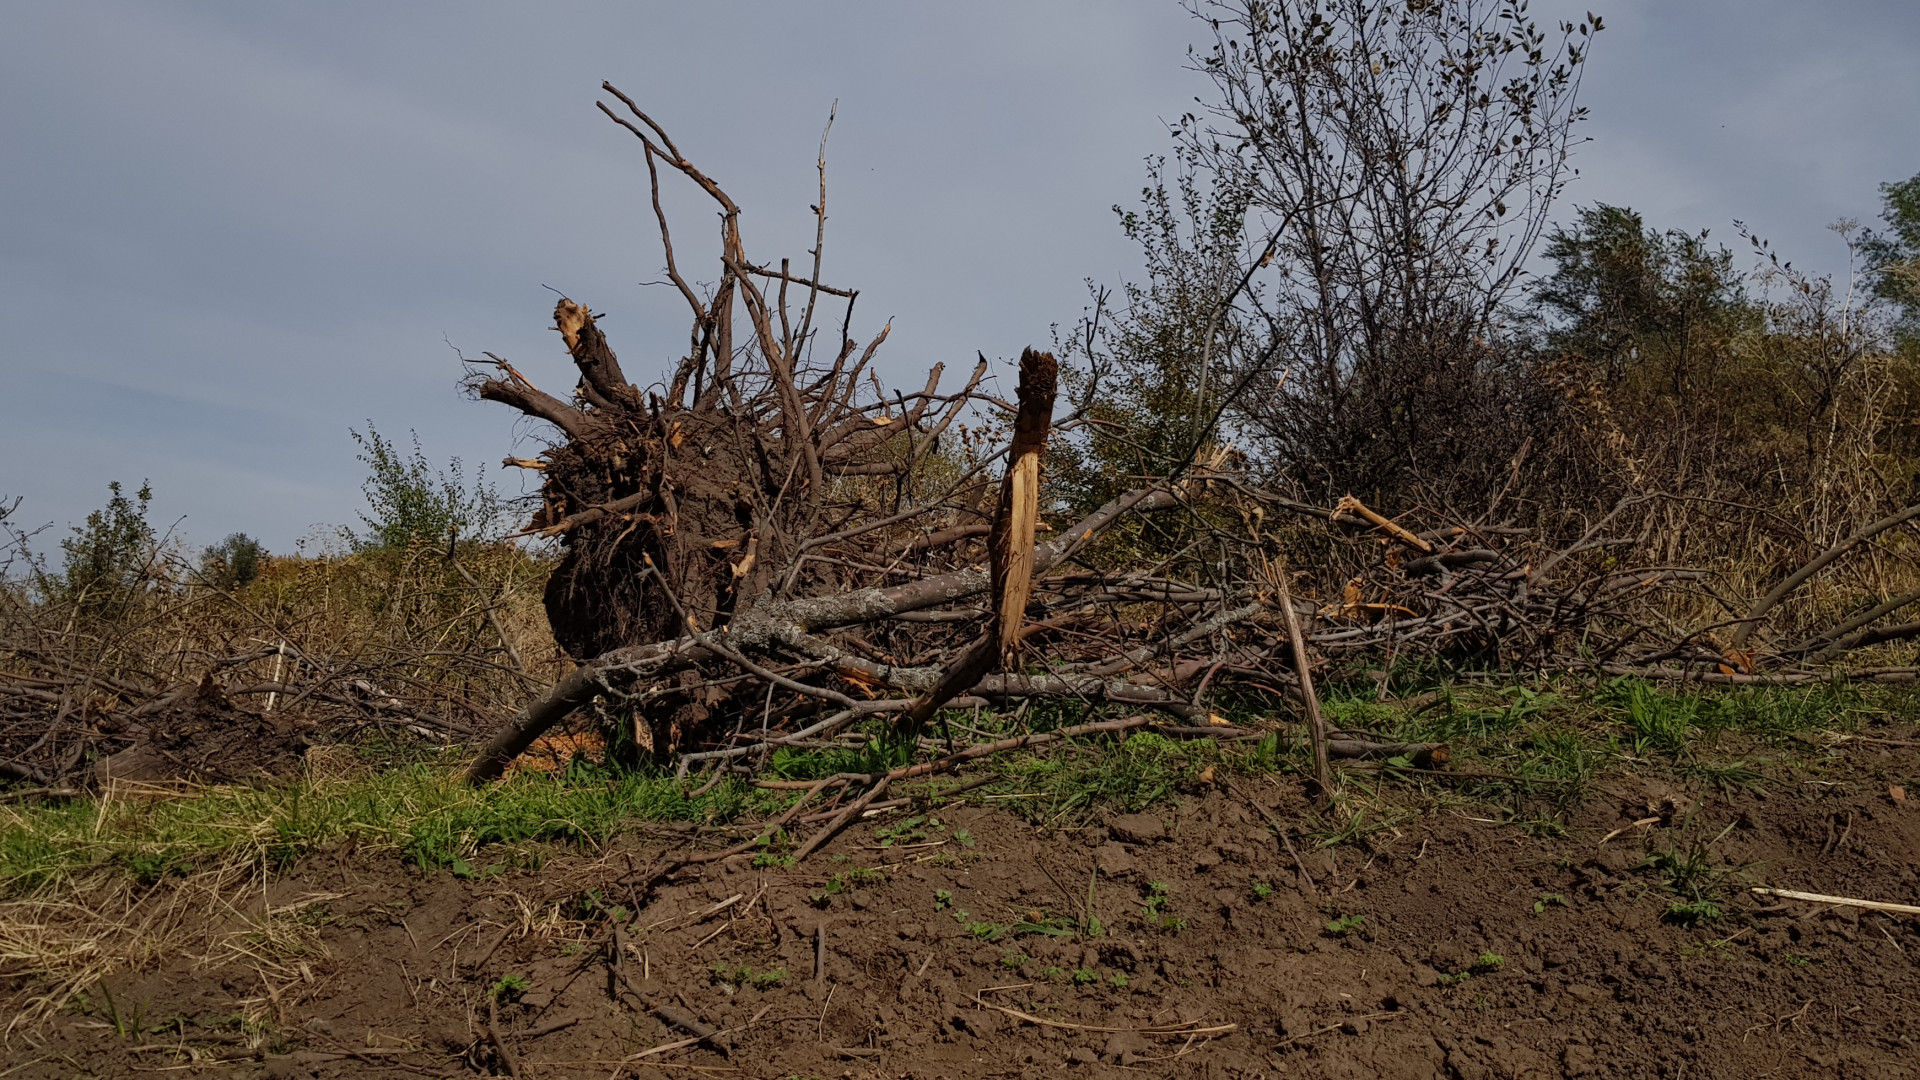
[
  {"x1": 91, "y1": 677, "x2": 313, "y2": 786},
  {"x1": 10, "y1": 740, "x2": 1920, "y2": 1080}
]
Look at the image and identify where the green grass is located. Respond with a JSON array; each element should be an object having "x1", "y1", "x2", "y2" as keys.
[
  {"x1": 0, "y1": 761, "x2": 777, "y2": 896},
  {"x1": 1, "y1": 676, "x2": 1905, "y2": 899}
]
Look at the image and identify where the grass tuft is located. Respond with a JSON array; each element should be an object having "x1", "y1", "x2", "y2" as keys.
[{"x1": 0, "y1": 761, "x2": 776, "y2": 897}]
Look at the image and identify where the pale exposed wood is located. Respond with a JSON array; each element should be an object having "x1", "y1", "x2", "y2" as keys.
[{"x1": 1750, "y1": 887, "x2": 1920, "y2": 916}]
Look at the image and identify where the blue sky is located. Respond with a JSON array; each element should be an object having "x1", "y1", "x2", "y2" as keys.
[{"x1": 2, "y1": 1, "x2": 1916, "y2": 554}]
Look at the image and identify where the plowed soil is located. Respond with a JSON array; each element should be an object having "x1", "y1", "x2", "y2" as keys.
[{"x1": 10, "y1": 739, "x2": 1920, "y2": 1080}]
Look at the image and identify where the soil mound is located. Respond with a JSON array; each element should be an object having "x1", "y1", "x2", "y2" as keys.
[
  {"x1": 92, "y1": 675, "x2": 311, "y2": 785},
  {"x1": 12, "y1": 735, "x2": 1919, "y2": 1078}
]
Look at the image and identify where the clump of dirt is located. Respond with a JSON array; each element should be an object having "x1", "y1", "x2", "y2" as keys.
[
  {"x1": 11, "y1": 737, "x2": 1920, "y2": 1079},
  {"x1": 91, "y1": 675, "x2": 312, "y2": 785}
]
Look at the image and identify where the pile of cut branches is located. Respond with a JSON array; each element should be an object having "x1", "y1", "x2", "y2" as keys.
[
  {"x1": 0, "y1": 536, "x2": 554, "y2": 792},
  {"x1": 464, "y1": 89, "x2": 1887, "y2": 806}
]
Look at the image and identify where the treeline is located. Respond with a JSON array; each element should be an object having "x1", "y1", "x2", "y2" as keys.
[{"x1": 1048, "y1": 0, "x2": 1920, "y2": 636}]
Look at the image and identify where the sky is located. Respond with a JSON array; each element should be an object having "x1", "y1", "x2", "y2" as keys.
[{"x1": 2, "y1": 1, "x2": 1916, "y2": 557}]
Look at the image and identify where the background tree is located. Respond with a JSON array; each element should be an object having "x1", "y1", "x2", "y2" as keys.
[
  {"x1": 198, "y1": 532, "x2": 265, "y2": 591},
  {"x1": 1861, "y1": 172, "x2": 1920, "y2": 347},
  {"x1": 1068, "y1": 0, "x2": 1600, "y2": 513},
  {"x1": 346, "y1": 423, "x2": 504, "y2": 553},
  {"x1": 57, "y1": 481, "x2": 156, "y2": 615},
  {"x1": 1532, "y1": 204, "x2": 1755, "y2": 400}
]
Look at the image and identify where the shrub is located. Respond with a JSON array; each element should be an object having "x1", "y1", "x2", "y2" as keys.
[
  {"x1": 346, "y1": 423, "x2": 504, "y2": 552},
  {"x1": 57, "y1": 480, "x2": 156, "y2": 614},
  {"x1": 199, "y1": 532, "x2": 265, "y2": 591}
]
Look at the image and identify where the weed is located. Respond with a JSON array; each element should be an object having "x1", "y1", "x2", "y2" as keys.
[
  {"x1": 710, "y1": 963, "x2": 786, "y2": 990},
  {"x1": 954, "y1": 829, "x2": 975, "y2": 848},
  {"x1": 1417, "y1": 685, "x2": 1555, "y2": 742},
  {"x1": 98, "y1": 984, "x2": 149, "y2": 1039},
  {"x1": 1142, "y1": 882, "x2": 1186, "y2": 931},
  {"x1": 489, "y1": 973, "x2": 529, "y2": 1002},
  {"x1": 874, "y1": 815, "x2": 941, "y2": 847},
  {"x1": 1532, "y1": 894, "x2": 1566, "y2": 915},
  {"x1": 1040, "y1": 966, "x2": 1066, "y2": 981},
  {"x1": 963, "y1": 920, "x2": 1009, "y2": 941},
  {"x1": 1679, "y1": 759, "x2": 1763, "y2": 794},
  {"x1": 1515, "y1": 815, "x2": 1570, "y2": 839},
  {"x1": 751, "y1": 828, "x2": 795, "y2": 869},
  {"x1": 1664, "y1": 899, "x2": 1723, "y2": 925},
  {"x1": 1515, "y1": 727, "x2": 1597, "y2": 786},
  {"x1": 1640, "y1": 815, "x2": 1742, "y2": 918},
  {"x1": 1109, "y1": 973, "x2": 1130, "y2": 988},
  {"x1": 574, "y1": 889, "x2": 629, "y2": 923},
  {"x1": 1324, "y1": 913, "x2": 1366, "y2": 936},
  {"x1": 1251, "y1": 881, "x2": 1274, "y2": 902},
  {"x1": 1000, "y1": 952, "x2": 1029, "y2": 968},
  {"x1": 934, "y1": 889, "x2": 954, "y2": 911},
  {"x1": 1010, "y1": 913, "x2": 1080, "y2": 939},
  {"x1": 1003, "y1": 730, "x2": 1211, "y2": 825},
  {"x1": 1607, "y1": 679, "x2": 1699, "y2": 756},
  {"x1": 1780, "y1": 951, "x2": 1814, "y2": 967},
  {"x1": 810, "y1": 867, "x2": 883, "y2": 906},
  {"x1": 1071, "y1": 967, "x2": 1098, "y2": 985},
  {"x1": 1473, "y1": 952, "x2": 1505, "y2": 973},
  {"x1": 1704, "y1": 685, "x2": 1864, "y2": 742}
]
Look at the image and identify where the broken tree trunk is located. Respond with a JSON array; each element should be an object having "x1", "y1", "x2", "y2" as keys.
[{"x1": 901, "y1": 348, "x2": 1058, "y2": 730}]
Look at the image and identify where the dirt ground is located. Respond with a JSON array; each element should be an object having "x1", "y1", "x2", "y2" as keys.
[{"x1": 8, "y1": 738, "x2": 1919, "y2": 1080}]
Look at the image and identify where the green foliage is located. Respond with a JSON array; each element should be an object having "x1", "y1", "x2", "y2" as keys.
[
  {"x1": 1700, "y1": 683, "x2": 1863, "y2": 742},
  {"x1": 1049, "y1": 157, "x2": 1249, "y2": 515},
  {"x1": 1606, "y1": 680, "x2": 1700, "y2": 757},
  {"x1": 1004, "y1": 729, "x2": 1210, "y2": 825},
  {"x1": 1323, "y1": 913, "x2": 1365, "y2": 936},
  {"x1": 1141, "y1": 881, "x2": 1185, "y2": 932},
  {"x1": 766, "y1": 731, "x2": 909, "y2": 781},
  {"x1": 57, "y1": 480, "x2": 156, "y2": 613},
  {"x1": 810, "y1": 866, "x2": 883, "y2": 906},
  {"x1": 873, "y1": 815, "x2": 939, "y2": 847},
  {"x1": 1639, "y1": 815, "x2": 1742, "y2": 922},
  {"x1": 1664, "y1": 899, "x2": 1722, "y2": 925},
  {"x1": 710, "y1": 963, "x2": 785, "y2": 990},
  {"x1": 573, "y1": 888, "x2": 629, "y2": 923},
  {"x1": 1534, "y1": 203, "x2": 1756, "y2": 398},
  {"x1": 1532, "y1": 894, "x2": 1566, "y2": 915},
  {"x1": 346, "y1": 423, "x2": 503, "y2": 552},
  {"x1": 1861, "y1": 172, "x2": 1920, "y2": 332},
  {"x1": 0, "y1": 761, "x2": 773, "y2": 896},
  {"x1": 489, "y1": 974, "x2": 529, "y2": 1002},
  {"x1": 1678, "y1": 758, "x2": 1763, "y2": 794},
  {"x1": 199, "y1": 532, "x2": 265, "y2": 591}
]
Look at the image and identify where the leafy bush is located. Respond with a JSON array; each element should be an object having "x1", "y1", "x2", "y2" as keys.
[
  {"x1": 346, "y1": 423, "x2": 503, "y2": 552},
  {"x1": 57, "y1": 480, "x2": 156, "y2": 614},
  {"x1": 199, "y1": 532, "x2": 265, "y2": 591}
]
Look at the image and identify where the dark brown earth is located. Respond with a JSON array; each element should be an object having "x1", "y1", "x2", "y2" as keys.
[
  {"x1": 10, "y1": 741, "x2": 1920, "y2": 1080},
  {"x1": 91, "y1": 677, "x2": 312, "y2": 786}
]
